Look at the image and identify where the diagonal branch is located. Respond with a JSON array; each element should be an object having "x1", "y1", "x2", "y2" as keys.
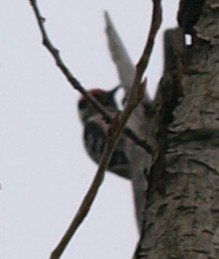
[
  {"x1": 29, "y1": 0, "x2": 152, "y2": 154},
  {"x1": 29, "y1": 0, "x2": 162, "y2": 258},
  {"x1": 51, "y1": 1, "x2": 161, "y2": 258},
  {"x1": 114, "y1": 0, "x2": 162, "y2": 140},
  {"x1": 133, "y1": 0, "x2": 162, "y2": 96},
  {"x1": 50, "y1": 115, "x2": 118, "y2": 259},
  {"x1": 29, "y1": 0, "x2": 111, "y2": 122},
  {"x1": 137, "y1": 0, "x2": 162, "y2": 73}
]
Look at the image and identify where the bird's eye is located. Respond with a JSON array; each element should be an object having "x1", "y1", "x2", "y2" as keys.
[{"x1": 78, "y1": 99, "x2": 87, "y2": 109}]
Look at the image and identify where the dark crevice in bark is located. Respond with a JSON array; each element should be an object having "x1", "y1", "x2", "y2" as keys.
[
  {"x1": 134, "y1": 1, "x2": 219, "y2": 258},
  {"x1": 177, "y1": 0, "x2": 206, "y2": 34},
  {"x1": 147, "y1": 71, "x2": 183, "y2": 202}
]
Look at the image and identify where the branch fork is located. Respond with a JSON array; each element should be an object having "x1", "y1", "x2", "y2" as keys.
[{"x1": 29, "y1": 0, "x2": 162, "y2": 257}]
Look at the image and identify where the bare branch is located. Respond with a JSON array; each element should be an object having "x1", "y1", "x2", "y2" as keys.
[
  {"x1": 135, "y1": 0, "x2": 162, "y2": 87},
  {"x1": 50, "y1": 116, "x2": 118, "y2": 258},
  {"x1": 116, "y1": 0, "x2": 162, "y2": 137},
  {"x1": 29, "y1": 0, "x2": 162, "y2": 258},
  {"x1": 29, "y1": 0, "x2": 111, "y2": 122},
  {"x1": 50, "y1": 0, "x2": 162, "y2": 255},
  {"x1": 29, "y1": 0, "x2": 152, "y2": 154}
]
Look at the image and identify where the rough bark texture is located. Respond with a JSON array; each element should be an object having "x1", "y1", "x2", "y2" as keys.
[{"x1": 134, "y1": 0, "x2": 219, "y2": 258}]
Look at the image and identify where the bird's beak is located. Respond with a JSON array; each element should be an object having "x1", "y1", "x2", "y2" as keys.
[{"x1": 110, "y1": 84, "x2": 121, "y2": 96}]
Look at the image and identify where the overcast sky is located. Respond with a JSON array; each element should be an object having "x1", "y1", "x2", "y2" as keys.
[{"x1": 2, "y1": 1, "x2": 178, "y2": 258}]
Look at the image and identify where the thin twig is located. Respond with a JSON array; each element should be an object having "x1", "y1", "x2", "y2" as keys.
[
  {"x1": 29, "y1": 0, "x2": 110, "y2": 121},
  {"x1": 136, "y1": 0, "x2": 162, "y2": 78},
  {"x1": 29, "y1": 0, "x2": 152, "y2": 154},
  {"x1": 51, "y1": 0, "x2": 161, "y2": 257},
  {"x1": 29, "y1": 0, "x2": 162, "y2": 258},
  {"x1": 114, "y1": 0, "x2": 162, "y2": 141},
  {"x1": 50, "y1": 121, "x2": 116, "y2": 259},
  {"x1": 128, "y1": 0, "x2": 162, "y2": 106}
]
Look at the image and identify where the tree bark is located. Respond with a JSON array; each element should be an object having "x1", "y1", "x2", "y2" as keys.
[{"x1": 134, "y1": 0, "x2": 219, "y2": 258}]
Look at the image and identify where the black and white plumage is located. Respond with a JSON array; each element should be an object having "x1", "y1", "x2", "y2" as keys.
[
  {"x1": 78, "y1": 11, "x2": 153, "y2": 230},
  {"x1": 78, "y1": 88, "x2": 130, "y2": 179}
]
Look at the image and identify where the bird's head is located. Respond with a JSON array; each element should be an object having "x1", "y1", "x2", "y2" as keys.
[{"x1": 78, "y1": 86, "x2": 120, "y2": 123}]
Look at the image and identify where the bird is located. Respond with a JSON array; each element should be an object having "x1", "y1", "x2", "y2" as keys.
[{"x1": 78, "y1": 86, "x2": 130, "y2": 179}]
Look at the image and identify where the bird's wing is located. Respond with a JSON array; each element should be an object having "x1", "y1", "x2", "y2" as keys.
[{"x1": 104, "y1": 11, "x2": 135, "y2": 94}]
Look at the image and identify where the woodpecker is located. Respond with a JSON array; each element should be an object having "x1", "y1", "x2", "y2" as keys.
[{"x1": 78, "y1": 87, "x2": 130, "y2": 179}]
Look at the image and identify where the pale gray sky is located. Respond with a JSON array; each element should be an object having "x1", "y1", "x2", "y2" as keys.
[{"x1": 1, "y1": 1, "x2": 178, "y2": 258}]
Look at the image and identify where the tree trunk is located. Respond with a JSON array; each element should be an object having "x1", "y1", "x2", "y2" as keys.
[{"x1": 134, "y1": 0, "x2": 219, "y2": 258}]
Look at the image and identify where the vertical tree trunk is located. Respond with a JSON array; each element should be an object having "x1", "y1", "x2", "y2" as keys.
[{"x1": 134, "y1": 0, "x2": 219, "y2": 258}]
